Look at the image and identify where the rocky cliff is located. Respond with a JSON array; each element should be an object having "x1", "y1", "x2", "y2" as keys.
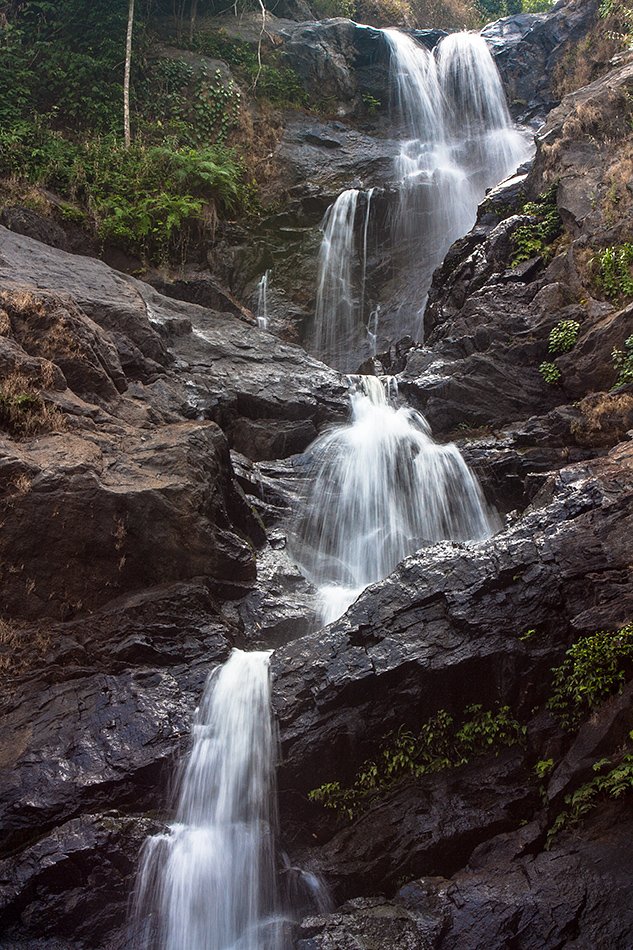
[{"x1": 1, "y1": 1, "x2": 632, "y2": 948}]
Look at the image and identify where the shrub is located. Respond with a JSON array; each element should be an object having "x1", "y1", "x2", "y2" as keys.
[
  {"x1": 595, "y1": 244, "x2": 633, "y2": 301},
  {"x1": 309, "y1": 704, "x2": 525, "y2": 820},
  {"x1": 548, "y1": 319, "x2": 580, "y2": 354},
  {"x1": 539, "y1": 361, "x2": 562, "y2": 384},
  {"x1": 612, "y1": 334, "x2": 633, "y2": 387},
  {"x1": 512, "y1": 187, "x2": 563, "y2": 265},
  {"x1": 547, "y1": 623, "x2": 633, "y2": 728}
]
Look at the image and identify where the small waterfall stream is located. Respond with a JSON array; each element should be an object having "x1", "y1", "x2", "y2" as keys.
[
  {"x1": 292, "y1": 376, "x2": 498, "y2": 625},
  {"x1": 132, "y1": 650, "x2": 282, "y2": 950},
  {"x1": 256, "y1": 270, "x2": 270, "y2": 330}
]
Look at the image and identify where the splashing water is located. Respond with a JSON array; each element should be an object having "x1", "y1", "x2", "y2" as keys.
[
  {"x1": 256, "y1": 270, "x2": 270, "y2": 330},
  {"x1": 132, "y1": 650, "x2": 283, "y2": 950},
  {"x1": 292, "y1": 377, "x2": 498, "y2": 625}
]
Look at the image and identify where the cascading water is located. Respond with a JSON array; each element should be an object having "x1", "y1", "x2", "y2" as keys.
[
  {"x1": 385, "y1": 27, "x2": 531, "y2": 337},
  {"x1": 311, "y1": 29, "x2": 532, "y2": 364},
  {"x1": 292, "y1": 376, "x2": 498, "y2": 625},
  {"x1": 256, "y1": 270, "x2": 270, "y2": 330},
  {"x1": 313, "y1": 188, "x2": 376, "y2": 371},
  {"x1": 131, "y1": 649, "x2": 282, "y2": 950}
]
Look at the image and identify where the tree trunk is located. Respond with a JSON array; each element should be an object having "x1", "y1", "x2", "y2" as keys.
[
  {"x1": 190, "y1": 0, "x2": 199, "y2": 42},
  {"x1": 124, "y1": 0, "x2": 134, "y2": 148}
]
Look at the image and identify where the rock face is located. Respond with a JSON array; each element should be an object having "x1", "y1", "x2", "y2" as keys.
[{"x1": 2, "y1": 4, "x2": 633, "y2": 948}]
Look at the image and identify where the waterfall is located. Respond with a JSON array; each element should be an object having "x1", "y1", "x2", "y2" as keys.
[
  {"x1": 132, "y1": 649, "x2": 282, "y2": 950},
  {"x1": 313, "y1": 188, "x2": 376, "y2": 372},
  {"x1": 292, "y1": 377, "x2": 498, "y2": 625},
  {"x1": 384, "y1": 28, "x2": 531, "y2": 338},
  {"x1": 256, "y1": 270, "x2": 270, "y2": 330},
  {"x1": 311, "y1": 29, "x2": 531, "y2": 363}
]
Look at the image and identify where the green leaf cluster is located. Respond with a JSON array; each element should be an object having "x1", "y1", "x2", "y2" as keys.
[
  {"x1": 548, "y1": 319, "x2": 580, "y2": 354},
  {"x1": 539, "y1": 361, "x2": 562, "y2": 384},
  {"x1": 595, "y1": 244, "x2": 633, "y2": 301},
  {"x1": 512, "y1": 187, "x2": 563, "y2": 266},
  {"x1": 547, "y1": 623, "x2": 633, "y2": 729},
  {"x1": 308, "y1": 704, "x2": 526, "y2": 821},
  {"x1": 547, "y1": 745, "x2": 633, "y2": 844},
  {"x1": 612, "y1": 334, "x2": 633, "y2": 387}
]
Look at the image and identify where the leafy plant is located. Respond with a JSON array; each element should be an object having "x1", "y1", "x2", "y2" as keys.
[
  {"x1": 308, "y1": 704, "x2": 526, "y2": 820},
  {"x1": 512, "y1": 187, "x2": 563, "y2": 265},
  {"x1": 595, "y1": 244, "x2": 633, "y2": 300},
  {"x1": 547, "y1": 746, "x2": 633, "y2": 845},
  {"x1": 539, "y1": 361, "x2": 562, "y2": 384},
  {"x1": 548, "y1": 319, "x2": 580, "y2": 354},
  {"x1": 612, "y1": 334, "x2": 633, "y2": 387},
  {"x1": 547, "y1": 623, "x2": 633, "y2": 728},
  {"x1": 534, "y1": 757, "x2": 554, "y2": 780},
  {"x1": 362, "y1": 94, "x2": 382, "y2": 114}
]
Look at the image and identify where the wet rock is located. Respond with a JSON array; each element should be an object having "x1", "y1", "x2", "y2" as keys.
[
  {"x1": 0, "y1": 206, "x2": 69, "y2": 252},
  {"x1": 483, "y1": 0, "x2": 600, "y2": 125},
  {"x1": 273, "y1": 444, "x2": 633, "y2": 797},
  {"x1": 299, "y1": 804, "x2": 633, "y2": 950},
  {"x1": 0, "y1": 813, "x2": 163, "y2": 948}
]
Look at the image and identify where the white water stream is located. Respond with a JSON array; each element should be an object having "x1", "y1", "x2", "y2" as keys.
[
  {"x1": 312, "y1": 29, "x2": 531, "y2": 368},
  {"x1": 132, "y1": 650, "x2": 283, "y2": 950},
  {"x1": 256, "y1": 270, "x2": 270, "y2": 330},
  {"x1": 292, "y1": 376, "x2": 498, "y2": 624}
]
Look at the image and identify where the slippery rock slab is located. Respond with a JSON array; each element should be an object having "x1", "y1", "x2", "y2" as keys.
[
  {"x1": 0, "y1": 812, "x2": 162, "y2": 948},
  {"x1": 483, "y1": 0, "x2": 600, "y2": 124},
  {"x1": 272, "y1": 443, "x2": 633, "y2": 795},
  {"x1": 0, "y1": 227, "x2": 349, "y2": 459},
  {"x1": 300, "y1": 749, "x2": 537, "y2": 900},
  {"x1": 0, "y1": 581, "x2": 232, "y2": 853},
  {"x1": 0, "y1": 420, "x2": 257, "y2": 619},
  {"x1": 298, "y1": 804, "x2": 633, "y2": 950}
]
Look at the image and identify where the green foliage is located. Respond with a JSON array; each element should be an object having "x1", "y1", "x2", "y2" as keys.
[
  {"x1": 521, "y1": 0, "x2": 555, "y2": 10},
  {"x1": 308, "y1": 705, "x2": 526, "y2": 820},
  {"x1": 0, "y1": 5, "x2": 256, "y2": 264},
  {"x1": 534, "y1": 757, "x2": 554, "y2": 780},
  {"x1": 362, "y1": 94, "x2": 382, "y2": 114},
  {"x1": 539, "y1": 361, "x2": 562, "y2": 384},
  {"x1": 512, "y1": 188, "x2": 563, "y2": 265},
  {"x1": 547, "y1": 745, "x2": 633, "y2": 845},
  {"x1": 595, "y1": 244, "x2": 633, "y2": 301},
  {"x1": 548, "y1": 319, "x2": 580, "y2": 354},
  {"x1": 311, "y1": 0, "x2": 358, "y2": 16},
  {"x1": 0, "y1": 0, "x2": 132, "y2": 134},
  {"x1": 547, "y1": 624, "x2": 633, "y2": 729},
  {"x1": 612, "y1": 334, "x2": 633, "y2": 387},
  {"x1": 0, "y1": 125, "x2": 246, "y2": 261}
]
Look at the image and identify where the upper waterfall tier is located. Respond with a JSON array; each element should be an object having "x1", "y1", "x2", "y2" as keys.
[{"x1": 310, "y1": 28, "x2": 532, "y2": 373}]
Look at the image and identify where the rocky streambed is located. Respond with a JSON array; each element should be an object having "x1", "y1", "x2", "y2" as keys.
[{"x1": 1, "y1": 1, "x2": 633, "y2": 947}]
